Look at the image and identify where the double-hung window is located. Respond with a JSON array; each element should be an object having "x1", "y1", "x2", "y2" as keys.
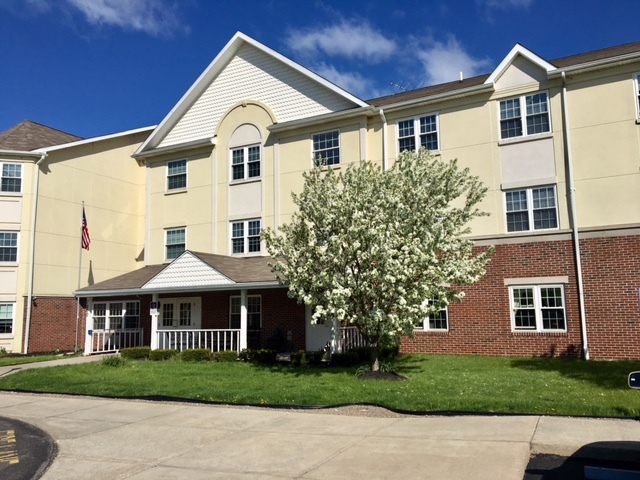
[
  {"x1": 312, "y1": 130, "x2": 340, "y2": 166},
  {"x1": 167, "y1": 159, "x2": 187, "y2": 191},
  {"x1": 0, "y1": 304, "x2": 15, "y2": 335},
  {"x1": 231, "y1": 219, "x2": 261, "y2": 254},
  {"x1": 165, "y1": 228, "x2": 186, "y2": 260},
  {"x1": 398, "y1": 114, "x2": 439, "y2": 152},
  {"x1": 1, "y1": 163, "x2": 22, "y2": 193},
  {"x1": 500, "y1": 92, "x2": 550, "y2": 140},
  {"x1": 91, "y1": 301, "x2": 140, "y2": 330},
  {"x1": 229, "y1": 295, "x2": 261, "y2": 330},
  {"x1": 0, "y1": 232, "x2": 18, "y2": 262},
  {"x1": 415, "y1": 299, "x2": 448, "y2": 331},
  {"x1": 510, "y1": 285, "x2": 566, "y2": 332},
  {"x1": 505, "y1": 186, "x2": 558, "y2": 232},
  {"x1": 231, "y1": 145, "x2": 261, "y2": 180}
]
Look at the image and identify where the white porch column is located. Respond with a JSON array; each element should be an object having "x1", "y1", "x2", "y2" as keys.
[
  {"x1": 331, "y1": 317, "x2": 340, "y2": 353},
  {"x1": 239, "y1": 289, "x2": 248, "y2": 350},
  {"x1": 83, "y1": 297, "x2": 93, "y2": 356},
  {"x1": 150, "y1": 293, "x2": 159, "y2": 350}
]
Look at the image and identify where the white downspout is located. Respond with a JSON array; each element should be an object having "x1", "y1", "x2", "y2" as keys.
[
  {"x1": 24, "y1": 152, "x2": 47, "y2": 353},
  {"x1": 561, "y1": 72, "x2": 589, "y2": 360},
  {"x1": 379, "y1": 109, "x2": 388, "y2": 170}
]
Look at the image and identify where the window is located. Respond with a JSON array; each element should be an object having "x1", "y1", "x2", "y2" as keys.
[
  {"x1": 398, "y1": 114, "x2": 439, "y2": 153},
  {"x1": 179, "y1": 302, "x2": 191, "y2": 326},
  {"x1": 231, "y1": 145, "x2": 261, "y2": 180},
  {"x1": 231, "y1": 219, "x2": 261, "y2": 254},
  {"x1": 510, "y1": 285, "x2": 566, "y2": 331},
  {"x1": 229, "y1": 295, "x2": 261, "y2": 330},
  {"x1": 500, "y1": 92, "x2": 550, "y2": 140},
  {"x1": 415, "y1": 299, "x2": 448, "y2": 331},
  {"x1": 91, "y1": 301, "x2": 140, "y2": 330},
  {"x1": 505, "y1": 186, "x2": 557, "y2": 232},
  {"x1": 162, "y1": 303, "x2": 174, "y2": 327},
  {"x1": 165, "y1": 228, "x2": 186, "y2": 260},
  {"x1": 0, "y1": 232, "x2": 18, "y2": 262},
  {"x1": 167, "y1": 159, "x2": 187, "y2": 191},
  {"x1": 0, "y1": 304, "x2": 14, "y2": 335},
  {"x1": 0, "y1": 163, "x2": 22, "y2": 193},
  {"x1": 312, "y1": 130, "x2": 340, "y2": 166}
]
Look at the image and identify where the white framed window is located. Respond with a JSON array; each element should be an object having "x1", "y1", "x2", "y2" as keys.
[
  {"x1": 231, "y1": 145, "x2": 261, "y2": 181},
  {"x1": 91, "y1": 301, "x2": 140, "y2": 331},
  {"x1": 0, "y1": 163, "x2": 22, "y2": 193},
  {"x1": 312, "y1": 130, "x2": 340, "y2": 166},
  {"x1": 505, "y1": 186, "x2": 558, "y2": 233},
  {"x1": 229, "y1": 295, "x2": 262, "y2": 330},
  {"x1": 166, "y1": 159, "x2": 187, "y2": 191},
  {"x1": 179, "y1": 302, "x2": 191, "y2": 326},
  {"x1": 0, "y1": 232, "x2": 18, "y2": 262},
  {"x1": 0, "y1": 303, "x2": 15, "y2": 335},
  {"x1": 415, "y1": 300, "x2": 448, "y2": 331},
  {"x1": 499, "y1": 92, "x2": 550, "y2": 140},
  {"x1": 231, "y1": 219, "x2": 261, "y2": 255},
  {"x1": 510, "y1": 285, "x2": 566, "y2": 332},
  {"x1": 160, "y1": 298, "x2": 199, "y2": 328},
  {"x1": 165, "y1": 228, "x2": 186, "y2": 260},
  {"x1": 635, "y1": 73, "x2": 640, "y2": 119},
  {"x1": 398, "y1": 114, "x2": 439, "y2": 153}
]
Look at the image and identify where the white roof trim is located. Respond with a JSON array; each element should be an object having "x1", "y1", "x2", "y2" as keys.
[
  {"x1": 485, "y1": 44, "x2": 556, "y2": 85},
  {"x1": 136, "y1": 31, "x2": 368, "y2": 155},
  {"x1": 34, "y1": 126, "x2": 155, "y2": 153},
  {"x1": 0, "y1": 150, "x2": 44, "y2": 159}
]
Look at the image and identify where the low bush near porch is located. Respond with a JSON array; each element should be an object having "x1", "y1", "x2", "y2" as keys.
[
  {"x1": 149, "y1": 349, "x2": 178, "y2": 361},
  {"x1": 120, "y1": 347, "x2": 151, "y2": 360}
]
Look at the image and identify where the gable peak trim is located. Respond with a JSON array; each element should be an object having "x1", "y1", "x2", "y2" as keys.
[{"x1": 485, "y1": 44, "x2": 557, "y2": 85}]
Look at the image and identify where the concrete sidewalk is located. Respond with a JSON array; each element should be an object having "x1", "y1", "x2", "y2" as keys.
[{"x1": 0, "y1": 391, "x2": 638, "y2": 480}]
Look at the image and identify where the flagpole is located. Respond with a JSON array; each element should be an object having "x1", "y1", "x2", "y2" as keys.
[{"x1": 75, "y1": 201, "x2": 84, "y2": 352}]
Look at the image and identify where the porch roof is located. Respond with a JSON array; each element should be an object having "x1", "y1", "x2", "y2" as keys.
[{"x1": 75, "y1": 251, "x2": 282, "y2": 297}]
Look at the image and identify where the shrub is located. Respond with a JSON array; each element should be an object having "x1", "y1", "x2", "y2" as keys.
[
  {"x1": 120, "y1": 347, "x2": 151, "y2": 360},
  {"x1": 330, "y1": 351, "x2": 359, "y2": 367},
  {"x1": 238, "y1": 349, "x2": 255, "y2": 362},
  {"x1": 179, "y1": 349, "x2": 212, "y2": 362},
  {"x1": 306, "y1": 350, "x2": 324, "y2": 365},
  {"x1": 149, "y1": 349, "x2": 178, "y2": 361},
  {"x1": 256, "y1": 349, "x2": 277, "y2": 364},
  {"x1": 0, "y1": 347, "x2": 7, "y2": 358},
  {"x1": 101, "y1": 355, "x2": 127, "y2": 368},
  {"x1": 213, "y1": 350, "x2": 238, "y2": 362},
  {"x1": 290, "y1": 350, "x2": 306, "y2": 366}
]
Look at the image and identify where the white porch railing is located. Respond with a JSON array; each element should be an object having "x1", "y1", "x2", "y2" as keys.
[
  {"x1": 90, "y1": 328, "x2": 144, "y2": 354},
  {"x1": 156, "y1": 329, "x2": 241, "y2": 352},
  {"x1": 339, "y1": 326, "x2": 367, "y2": 353}
]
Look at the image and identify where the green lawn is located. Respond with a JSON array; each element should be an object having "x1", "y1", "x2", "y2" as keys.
[
  {"x1": 0, "y1": 354, "x2": 70, "y2": 367},
  {"x1": 0, "y1": 354, "x2": 638, "y2": 417}
]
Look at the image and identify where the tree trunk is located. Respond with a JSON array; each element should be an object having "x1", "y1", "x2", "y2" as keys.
[{"x1": 370, "y1": 345, "x2": 380, "y2": 372}]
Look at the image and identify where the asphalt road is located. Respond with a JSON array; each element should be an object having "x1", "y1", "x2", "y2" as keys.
[
  {"x1": 0, "y1": 416, "x2": 55, "y2": 480},
  {"x1": 524, "y1": 453, "x2": 640, "y2": 479}
]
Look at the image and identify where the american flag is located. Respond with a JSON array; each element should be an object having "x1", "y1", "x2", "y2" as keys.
[{"x1": 82, "y1": 207, "x2": 91, "y2": 250}]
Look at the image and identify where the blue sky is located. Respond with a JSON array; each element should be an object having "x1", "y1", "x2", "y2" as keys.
[{"x1": 1, "y1": 0, "x2": 638, "y2": 140}]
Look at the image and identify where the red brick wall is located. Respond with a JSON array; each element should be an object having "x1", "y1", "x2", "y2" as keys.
[{"x1": 24, "y1": 296, "x2": 87, "y2": 353}]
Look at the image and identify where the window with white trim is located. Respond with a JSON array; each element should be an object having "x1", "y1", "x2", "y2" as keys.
[
  {"x1": 231, "y1": 219, "x2": 261, "y2": 254},
  {"x1": 415, "y1": 299, "x2": 448, "y2": 331},
  {"x1": 229, "y1": 295, "x2": 261, "y2": 330},
  {"x1": 166, "y1": 159, "x2": 187, "y2": 191},
  {"x1": 312, "y1": 130, "x2": 340, "y2": 166},
  {"x1": 398, "y1": 114, "x2": 439, "y2": 152},
  {"x1": 0, "y1": 303, "x2": 14, "y2": 335},
  {"x1": 91, "y1": 301, "x2": 140, "y2": 331},
  {"x1": 165, "y1": 228, "x2": 186, "y2": 260},
  {"x1": 231, "y1": 145, "x2": 261, "y2": 181},
  {"x1": 0, "y1": 232, "x2": 18, "y2": 262},
  {"x1": 510, "y1": 285, "x2": 566, "y2": 331},
  {"x1": 505, "y1": 186, "x2": 558, "y2": 232},
  {"x1": 0, "y1": 163, "x2": 22, "y2": 193},
  {"x1": 500, "y1": 92, "x2": 550, "y2": 140},
  {"x1": 635, "y1": 74, "x2": 640, "y2": 119}
]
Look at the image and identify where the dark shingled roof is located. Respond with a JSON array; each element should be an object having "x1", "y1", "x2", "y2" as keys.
[
  {"x1": 367, "y1": 41, "x2": 640, "y2": 108},
  {"x1": 0, "y1": 120, "x2": 81, "y2": 151},
  {"x1": 76, "y1": 252, "x2": 279, "y2": 294}
]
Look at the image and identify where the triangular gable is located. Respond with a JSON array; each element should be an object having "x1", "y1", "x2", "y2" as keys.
[
  {"x1": 485, "y1": 44, "x2": 556, "y2": 86},
  {"x1": 142, "y1": 251, "x2": 235, "y2": 289},
  {"x1": 137, "y1": 32, "x2": 368, "y2": 154}
]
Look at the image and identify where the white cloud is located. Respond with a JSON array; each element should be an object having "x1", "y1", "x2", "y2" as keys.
[
  {"x1": 313, "y1": 63, "x2": 382, "y2": 99},
  {"x1": 285, "y1": 20, "x2": 396, "y2": 63},
  {"x1": 65, "y1": 0, "x2": 188, "y2": 36},
  {"x1": 415, "y1": 36, "x2": 492, "y2": 85}
]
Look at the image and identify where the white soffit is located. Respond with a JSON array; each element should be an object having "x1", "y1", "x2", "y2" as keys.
[
  {"x1": 138, "y1": 31, "x2": 367, "y2": 153},
  {"x1": 143, "y1": 251, "x2": 234, "y2": 289},
  {"x1": 485, "y1": 44, "x2": 556, "y2": 85}
]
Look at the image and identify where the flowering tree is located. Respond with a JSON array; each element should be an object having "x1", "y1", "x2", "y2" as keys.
[{"x1": 263, "y1": 148, "x2": 492, "y2": 371}]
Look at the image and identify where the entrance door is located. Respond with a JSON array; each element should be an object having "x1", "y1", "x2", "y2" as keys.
[{"x1": 305, "y1": 306, "x2": 332, "y2": 351}]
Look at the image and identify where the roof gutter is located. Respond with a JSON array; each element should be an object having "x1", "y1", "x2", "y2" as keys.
[
  {"x1": 267, "y1": 106, "x2": 376, "y2": 134},
  {"x1": 549, "y1": 52, "x2": 640, "y2": 78},
  {"x1": 561, "y1": 71, "x2": 589, "y2": 361},
  {"x1": 74, "y1": 280, "x2": 283, "y2": 298},
  {"x1": 133, "y1": 136, "x2": 216, "y2": 161},
  {"x1": 373, "y1": 83, "x2": 494, "y2": 113},
  {"x1": 24, "y1": 152, "x2": 48, "y2": 354},
  {"x1": 0, "y1": 150, "x2": 45, "y2": 159}
]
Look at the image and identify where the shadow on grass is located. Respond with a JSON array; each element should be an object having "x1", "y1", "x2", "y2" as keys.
[{"x1": 510, "y1": 357, "x2": 639, "y2": 390}]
